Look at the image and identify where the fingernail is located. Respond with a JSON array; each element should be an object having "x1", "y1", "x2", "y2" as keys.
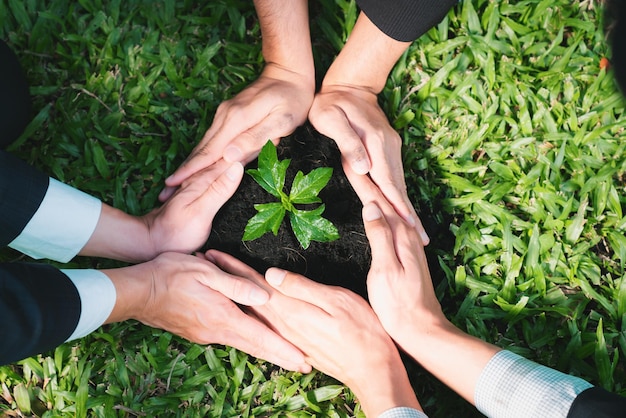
[
  {"x1": 362, "y1": 203, "x2": 382, "y2": 221},
  {"x1": 225, "y1": 163, "x2": 242, "y2": 182},
  {"x1": 224, "y1": 146, "x2": 243, "y2": 162},
  {"x1": 249, "y1": 287, "x2": 269, "y2": 304},
  {"x1": 352, "y1": 158, "x2": 370, "y2": 175},
  {"x1": 420, "y1": 229, "x2": 430, "y2": 245},
  {"x1": 265, "y1": 268, "x2": 286, "y2": 286},
  {"x1": 204, "y1": 251, "x2": 216, "y2": 263}
]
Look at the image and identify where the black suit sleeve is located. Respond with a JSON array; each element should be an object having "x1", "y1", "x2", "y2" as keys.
[
  {"x1": 356, "y1": 0, "x2": 457, "y2": 42},
  {"x1": 566, "y1": 387, "x2": 626, "y2": 418},
  {"x1": 0, "y1": 39, "x2": 32, "y2": 149},
  {"x1": 0, "y1": 263, "x2": 81, "y2": 366},
  {"x1": 0, "y1": 150, "x2": 49, "y2": 246}
]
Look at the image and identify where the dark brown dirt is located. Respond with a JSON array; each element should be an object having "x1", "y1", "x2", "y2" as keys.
[{"x1": 205, "y1": 124, "x2": 371, "y2": 297}]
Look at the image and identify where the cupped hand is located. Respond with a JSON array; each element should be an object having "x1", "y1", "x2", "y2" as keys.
[
  {"x1": 344, "y1": 165, "x2": 445, "y2": 350},
  {"x1": 160, "y1": 64, "x2": 315, "y2": 201},
  {"x1": 104, "y1": 251, "x2": 309, "y2": 372},
  {"x1": 207, "y1": 249, "x2": 420, "y2": 417},
  {"x1": 142, "y1": 160, "x2": 243, "y2": 257},
  {"x1": 308, "y1": 84, "x2": 429, "y2": 245}
]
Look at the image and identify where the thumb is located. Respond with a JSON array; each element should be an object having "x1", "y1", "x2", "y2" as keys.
[{"x1": 201, "y1": 162, "x2": 244, "y2": 220}]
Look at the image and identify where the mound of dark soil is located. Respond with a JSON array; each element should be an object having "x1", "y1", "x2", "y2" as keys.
[{"x1": 206, "y1": 124, "x2": 371, "y2": 297}]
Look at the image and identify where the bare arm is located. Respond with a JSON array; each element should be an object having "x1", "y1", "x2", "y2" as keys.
[
  {"x1": 162, "y1": 0, "x2": 315, "y2": 196},
  {"x1": 81, "y1": 161, "x2": 243, "y2": 262}
]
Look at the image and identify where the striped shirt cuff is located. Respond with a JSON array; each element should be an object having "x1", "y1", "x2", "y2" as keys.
[
  {"x1": 9, "y1": 178, "x2": 101, "y2": 262},
  {"x1": 475, "y1": 350, "x2": 593, "y2": 418},
  {"x1": 62, "y1": 269, "x2": 116, "y2": 341},
  {"x1": 378, "y1": 407, "x2": 428, "y2": 418}
]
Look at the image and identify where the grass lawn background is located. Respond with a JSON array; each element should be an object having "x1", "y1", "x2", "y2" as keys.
[{"x1": 1, "y1": 0, "x2": 625, "y2": 416}]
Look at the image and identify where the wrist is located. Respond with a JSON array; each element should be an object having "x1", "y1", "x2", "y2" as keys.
[
  {"x1": 261, "y1": 62, "x2": 315, "y2": 95},
  {"x1": 255, "y1": 0, "x2": 314, "y2": 87},
  {"x1": 102, "y1": 261, "x2": 154, "y2": 324},
  {"x1": 323, "y1": 11, "x2": 410, "y2": 94},
  {"x1": 348, "y1": 349, "x2": 421, "y2": 416},
  {"x1": 79, "y1": 204, "x2": 156, "y2": 263}
]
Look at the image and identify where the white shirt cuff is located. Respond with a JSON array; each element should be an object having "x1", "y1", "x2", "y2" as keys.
[
  {"x1": 378, "y1": 407, "x2": 428, "y2": 418},
  {"x1": 62, "y1": 269, "x2": 116, "y2": 341},
  {"x1": 475, "y1": 350, "x2": 593, "y2": 418},
  {"x1": 9, "y1": 178, "x2": 102, "y2": 262}
]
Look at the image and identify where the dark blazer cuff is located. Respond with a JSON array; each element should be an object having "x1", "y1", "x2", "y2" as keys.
[
  {"x1": 567, "y1": 386, "x2": 626, "y2": 418},
  {"x1": 357, "y1": 0, "x2": 457, "y2": 42},
  {"x1": 0, "y1": 263, "x2": 81, "y2": 365},
  {"x1": 0, "y1": 151, "x2": 49, "y2": 246}
]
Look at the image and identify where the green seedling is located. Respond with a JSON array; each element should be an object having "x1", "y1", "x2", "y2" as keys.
[{"x1": 243, "y1": 140, "x2": 340, "y2": 249}]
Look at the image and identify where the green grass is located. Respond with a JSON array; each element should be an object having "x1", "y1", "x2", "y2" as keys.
[{"x1": 1, "y1": 0, "x2": 625, "y2": 416}]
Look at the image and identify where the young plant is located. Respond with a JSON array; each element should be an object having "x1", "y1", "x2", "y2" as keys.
[{"x1": 243, "y1": 140, "x2": 340, "y2": 249}]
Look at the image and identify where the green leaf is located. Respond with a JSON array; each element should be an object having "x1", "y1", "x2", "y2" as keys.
[
  {"x1": 289, "y1": 167, "x2": 333, "y2": 204},
  {"x1": 243, "y1": 202, "x2": 286, "y2": 241},
  {"x1": 246, "y1": 141, "x2": 290, "y2": 198},
  {"x1": 289, "y1": 205, "x2": 339, "y2": 249},
  {"x1": 13, "y1": 383, "x2": 31, "y2": 414}
]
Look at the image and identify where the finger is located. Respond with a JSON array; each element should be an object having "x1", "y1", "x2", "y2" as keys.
[
  {"x1": 165, "y1": 146, "x2": 219, "y2": 188},
  {"x1": 361, "y1": 202, "x2": 401, "y2": 275},
  {"x1": 207, "y1": 250, "x2": 267, "y2": 285},
  {"x1": 194, "y1": 260, "x2": 270, "y2": 306},
  {"x1": 158, "y1": 185, "x2": 178, "y2": 202},
  {"x1": 311, "y1": 110, "x2": 371, "y2": 175},
  {"x1": 370, "y1": 172, "x2": 430, "y2": 246},
  {"x1": 347, "y1": 165, "x2": 425, "y2": 257},
  {"x1": 344, "y1": 163, "x2": 392, "y2": 210},
  {"x1": 159, "y1": 159, "x2": 232, "y2": 203},
  {"x1": 264, "y1": 268, "x2": 345, "y2": 313},
  {"x1": 164, "y1": 118, "x2": 238, "y2": 188},
  {"x1": 223, "y1": 111, "x2": 298, "y2": 165},
  {"x1": 214, "y1": 308, "x2": 311, "y2": 373},
  {"x1": 198, "y1": 162, "x2": 243, "y2": 219}
]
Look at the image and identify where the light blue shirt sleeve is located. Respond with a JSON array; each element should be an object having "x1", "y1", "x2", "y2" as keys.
[
  {"x1": 62, "y1": 269, "x2": 116, "y2": 341},
  {"x1": 8, "y1": 178, "x2": 101, "y2": 262},
  {"x1": 378, "y1": 407, "x2": 428, "y2": 418},
  {"x1": 475, "y1": 350, "x2": 593, "y2": 418}
]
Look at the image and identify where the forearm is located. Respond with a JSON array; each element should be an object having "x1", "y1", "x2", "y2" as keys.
[
  {"x1": 399, "y1": 318, "x2": 500, "y2": 404},
  {"x1": 254, "y1": 0, "x2": 314, "y2": 86},
  {"x1": 322, "y1": 12, "x2": 410, "y2": 94},
  {"x1": 78, "y1": 204, "x2": 154, "y2": 263}
]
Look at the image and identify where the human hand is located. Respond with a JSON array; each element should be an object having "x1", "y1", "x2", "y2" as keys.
[
  {"x1": 78, "y1": 160, "x2": 242, "y2": 263},
  {"x1": 344, "y1": 165, "x2": 444, "y2": 349},
  {"x1": 160, "y1": 64, "x2": 315, "y2": 201},
  {"x1": 103, "y1": 251, "x2": 309, "y2": 372},
  {"x1": 347, "y1": 166, "x2": 501, "y2": 404},
  {"x1": 207, "y1": 249, "x2": 421, "y2": 417},
  {"x1": 143, "y1": 160, "x2": 243, "y2": 257},
  {"x1": 308, "y1": 85, "x2": 429, "y2": 245}
]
